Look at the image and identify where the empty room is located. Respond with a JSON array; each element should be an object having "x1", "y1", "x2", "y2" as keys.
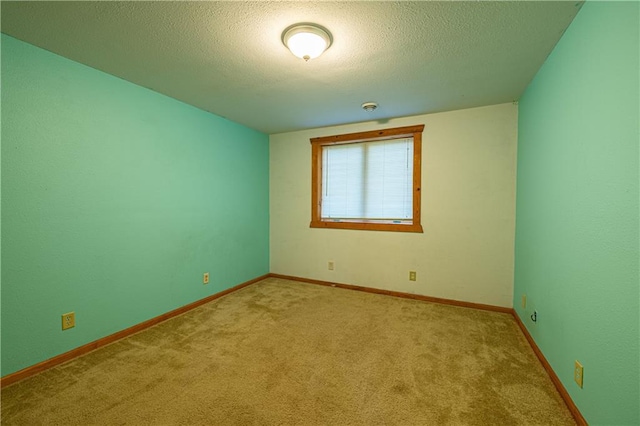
[{"x1": 1, "y1": 1, "x2": 638, "y2": 425}]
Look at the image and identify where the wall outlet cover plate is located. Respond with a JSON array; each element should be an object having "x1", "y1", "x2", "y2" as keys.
[{"x1": 62, "y1": 312, "x2": 75, "y2": 330}]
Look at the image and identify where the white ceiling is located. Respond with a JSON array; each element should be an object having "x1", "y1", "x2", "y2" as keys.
[{"x1": 1, "y1": 1, "x2": 582, "y2": 134}]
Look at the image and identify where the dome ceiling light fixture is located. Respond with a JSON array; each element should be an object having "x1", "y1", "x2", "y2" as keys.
[
  {"x1": 282, "y1": 23, "x2": 332, "y2": 61},
  {"x1": 362, "y1": 102, "x2": 378, "y2": 112}
]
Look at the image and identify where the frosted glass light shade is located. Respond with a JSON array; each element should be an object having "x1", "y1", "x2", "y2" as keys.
[{"x1": 282, "y1": 24, "x2": 332, "y2": 61}]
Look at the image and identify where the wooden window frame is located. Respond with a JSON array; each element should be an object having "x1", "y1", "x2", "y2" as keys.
[{"x1": 310, "y1": 124, "x2": 424, "y2": 233}]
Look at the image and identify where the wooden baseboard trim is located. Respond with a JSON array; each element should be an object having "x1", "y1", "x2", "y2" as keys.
[
  {"x1": 268, "y1": 273, "x2": 513, "y2": 314},
  {"x1": 512, "y1": 311, "x2": 587, "y2": 426},
  {"x1": 0, "y1": 274, "x2": 269, "y2": 388}
]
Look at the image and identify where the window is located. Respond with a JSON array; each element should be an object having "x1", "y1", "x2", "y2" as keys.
[{"x1": 310, "y1": 125, "x2": 424, "y2": 232}]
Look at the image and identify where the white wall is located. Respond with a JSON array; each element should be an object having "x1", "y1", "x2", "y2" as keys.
[{"x1": 270, "y1": 103, "x2": 518, "y2": 307}]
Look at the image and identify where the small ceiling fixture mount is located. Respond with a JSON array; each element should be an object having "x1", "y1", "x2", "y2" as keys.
[
  {"x1": 282, "y1": 23, "x2": 332, "y2": 61},
  {"x1": 362, "y1": 102, "x2": 378, "y2": 112}
]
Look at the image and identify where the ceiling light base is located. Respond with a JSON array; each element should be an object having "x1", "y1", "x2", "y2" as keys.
[{"x1": 282, "y1": 23, "x2": 332, "y2": 61}]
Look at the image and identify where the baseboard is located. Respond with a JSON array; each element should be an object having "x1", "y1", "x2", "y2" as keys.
[
  {"x1": 268, "y1": 273, "x2": 513, "y2": 314},
  {"x1": 512, "y1": 311, "x2": 587, "y2": 426},
  {"x1": 0, "y1": 274, "x2": 269, "y2": 388}
]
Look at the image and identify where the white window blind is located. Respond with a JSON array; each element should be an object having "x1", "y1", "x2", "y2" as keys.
[{"x1": 321, "y1": 138, "x2": 413, "y2": 220}]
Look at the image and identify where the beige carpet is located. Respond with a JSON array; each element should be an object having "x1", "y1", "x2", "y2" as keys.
[{"x1": 2, "y1": 277, "x2": 575, "y2": 425}]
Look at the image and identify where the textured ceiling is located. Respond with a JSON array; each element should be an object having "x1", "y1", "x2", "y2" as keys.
[{"x1": 1, "y1": 1, "x2": 582, "y2": 134}]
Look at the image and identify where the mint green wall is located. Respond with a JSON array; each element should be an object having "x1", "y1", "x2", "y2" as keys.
[
  {"x1": 1, "y1": 35, "x2": 269, "y2": 376},
  {"x1": 514, "y1": 2, "x2": 639, "y2": 425}
]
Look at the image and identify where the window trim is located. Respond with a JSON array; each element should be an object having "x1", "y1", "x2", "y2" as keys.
[{"x1": 310, "y1": 124, "x2": 424, "y2": 233}]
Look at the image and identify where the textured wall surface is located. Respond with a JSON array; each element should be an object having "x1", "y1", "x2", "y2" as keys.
[
  {"x1": 271, "y1": 103, "x2": 518, "y2": 308},
  {"x1": 1, "y1": 35, "x2": 270, "y2": 376},
  {"x1": 514, "y1": 2, "x2": 639, "y2": 424}
]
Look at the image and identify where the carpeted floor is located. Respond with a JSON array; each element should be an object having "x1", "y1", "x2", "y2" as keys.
[{"x1": 1, "y1": 277, "x2": 575, "y2": 425}]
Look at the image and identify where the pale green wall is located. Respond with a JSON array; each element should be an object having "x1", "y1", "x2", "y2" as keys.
[
  {"x1": 1, "y1": 35, "x2": 269, "y2": 376},
  {"x1": 514, "y1": 2, "x2": 639, "y2": 425}
]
